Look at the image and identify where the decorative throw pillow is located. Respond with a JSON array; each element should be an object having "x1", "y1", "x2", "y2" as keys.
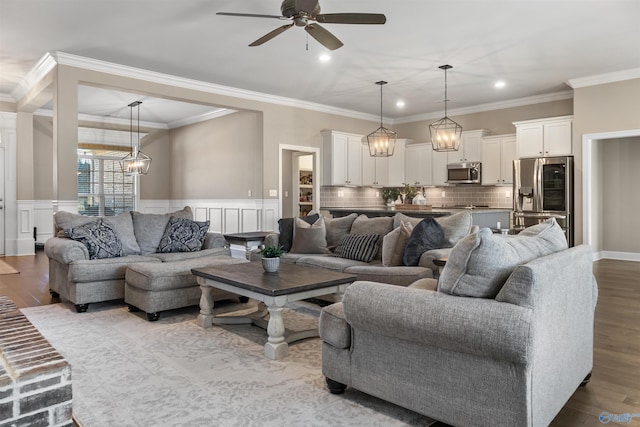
[
  {"x1": 435, "y1": 211, "x2": 473, "y2": 248},
  {"x1": 324, "y1": 213, "x2": 358, "y2": 250},
  {"x1": 278, "y1": 213, "x2": 320, "y2": 252},
  {"x1": 66, "y1": 219, "x2": 123, "y2": 260},
  {"x1": 350, "y1": 215, "x2": 394, "y2": 260},
  {"x1": 157, "y1": 217, "x2": 210, "y2": 253},
  {"x1": 131, "y1": 206, "x2": 193, "y2": 255},
  {"x1": 403, "y1": 218, "x2": 445, "y2": 266},
  {"x1": 290, "y1": 216, "x2": 329, "y2": 254},
  {"x1": 333, "y1": 234, "x2": 381, "y2": 263},
  {"x1": 381, "y1": 222, "x2": 414, "y2": 267},
  {"x1": 55, "y1": 211, "x2": 140, "y2": 255},
  {"x1": 438, "y1": 218, "x2": 568, "y2": 298}
]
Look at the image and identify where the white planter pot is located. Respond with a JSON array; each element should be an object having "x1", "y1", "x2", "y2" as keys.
[{"x1": 261, "y1": 257, "x2": 280, "y2": 273}]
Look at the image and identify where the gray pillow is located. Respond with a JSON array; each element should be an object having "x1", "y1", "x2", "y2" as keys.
[
  {"x1": 435, "y1": 211, "x2": 473, "y2": 248},
  {"x1": 438, "y1": 218, "x2": 568, "y2": 298},
  {"x1": 103, "y1": 212, "x2": 141, "y2": 255},
  {"x1": 66, "y1": 219, "x2": 123, "y2": 260},
  {"x1": 324, "y1": 213, "x2": 358, "y2": 250},
  {"x1": 131, "y1": 206, "x2": 193, "y2": 254},
  {"x1": 278, "y1": 214, "x2": 320, "y2": 252},
  {"x1": 402, "y1": 218, "x2": 445, "y2": 266},
  {"x1": 55, "y1": 211, "x2": 141, "y2": 255},
  {"x1": 350, "y1": 215, "x2": 393, "y2": 260},
  {"x1": 157, "y1": 217, "x2": 210, "y2": 253},
  {"x1": 54, "y1": 211, "x2": 95, "y2": 236},
  {"x1": 290, "y1": 216, "x2": 330, "y2": 254},
  {"x1": 333, "y1": 234, "x2": 381, "y2": 263}
]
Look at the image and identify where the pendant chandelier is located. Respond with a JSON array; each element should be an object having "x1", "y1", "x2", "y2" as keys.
[
  {"x1": 120, "y1": 101, "x2": 152, "y2": 175},
  {"x1": 429, "y1": 65, "x2": 463, "y2": 152},
  {"x1": 367, "y1": 81, "x2": 397, "y2": 157}
]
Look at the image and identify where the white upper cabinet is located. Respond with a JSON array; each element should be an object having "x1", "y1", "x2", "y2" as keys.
[
  {"x1": 514, "y1": 116, "x2": 573, "y2": 158},
  {"x1": 322, "y1": 130, "x2": 363, "y2": 186},
  {"x1": 482, "y1": 134, "x2": 516, "y2": 186},
  {"x1": 432, "y1": 149, "x2": 449, "y2": 186},
  {"x1": 387, "y1": 139, "x2": 407, "y2": 187},
  {"x1": 404, "y1": 143, "x2": 433, "y2": 186},
  {"x1": 361, "y1": 145, "x2": 389, "y2": 187},
  {"x1": 447, "y1": 129, "x2": 489, "y2": 163}
]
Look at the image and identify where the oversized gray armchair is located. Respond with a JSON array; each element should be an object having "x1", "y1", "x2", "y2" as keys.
[{"x1": 319, "y1": 242, "x2": 597, "y2": 427}]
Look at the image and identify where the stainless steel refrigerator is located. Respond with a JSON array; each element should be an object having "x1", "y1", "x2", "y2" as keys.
[{"x1": 513, "y1": 156, "x2": 574, "y2": 246}]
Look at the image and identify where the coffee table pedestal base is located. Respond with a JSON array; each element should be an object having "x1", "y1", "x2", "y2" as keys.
[{"x1": 196, "y1": 279, "x2": 348, "y2": 360}]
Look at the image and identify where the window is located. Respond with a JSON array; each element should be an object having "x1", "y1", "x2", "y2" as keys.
[{"x1": 77, "y1": 147, "x2": 135, "y2": 216}]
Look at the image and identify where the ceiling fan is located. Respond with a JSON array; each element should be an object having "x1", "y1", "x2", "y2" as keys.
[{"x1": 217, "y1": 0, "x2": 386, "y2": 51}]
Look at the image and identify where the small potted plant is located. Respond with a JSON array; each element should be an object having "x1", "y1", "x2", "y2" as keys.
[{"x1": 259, "y1": 245, "x2": 284, "y2": 273}]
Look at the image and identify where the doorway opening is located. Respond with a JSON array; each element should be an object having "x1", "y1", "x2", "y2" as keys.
[
  {"x1": 279, "y1": 145, "x2": 320, "y2": 219},
  {"x1": 583, "y1": 129, "x2": 640, "y2": 261}
]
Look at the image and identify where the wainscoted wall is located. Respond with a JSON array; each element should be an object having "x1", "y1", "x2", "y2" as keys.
[
  {"x1": 320, "y1": 186, "x2": 513, "y2": 209},
  {"x1": 27, "y1": 199, "x2": 279, "y2": 256}
]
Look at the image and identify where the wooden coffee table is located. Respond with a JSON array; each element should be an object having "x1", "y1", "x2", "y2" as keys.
[{"x1": 191, "y1": 262, "x2": 356, "y2": 360}]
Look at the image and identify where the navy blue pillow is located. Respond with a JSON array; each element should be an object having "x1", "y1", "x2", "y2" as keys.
[
  {"x1": 278, "y1": 213, "x2": 320, "y2": 252},
  {"x1": 403, "y1": 218, "x2": 445, "y2": 266}
]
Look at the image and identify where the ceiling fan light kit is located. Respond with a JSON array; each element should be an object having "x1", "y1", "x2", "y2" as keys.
[
  {"x1": 430, "y1": 64, "x2": 463, "y2": 152},
  {"x1": 367, "y1": 81, "x2": 397, "y2": 157},
  {"x1": 120, "y1": 101, "x2": 152, "y2": 176},
  {"x1": 218, "y1": 0, "x2": 386, "y2": 51}
]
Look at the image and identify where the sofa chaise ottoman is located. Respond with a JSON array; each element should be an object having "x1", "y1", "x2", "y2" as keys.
[{"x1": 124, "y1": 255, "x2": 249, "y2": 321}]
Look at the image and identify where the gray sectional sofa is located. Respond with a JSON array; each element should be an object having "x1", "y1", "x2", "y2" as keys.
[
  {"x1": 319, "y1": 219, "x2": 597, "y2": 426},
  {"x1": 44, "y1": 206, "x2": 243, "y2": 318},
  {"x1": 253, "y1": 211, "x2": 477, "y2": 286}
]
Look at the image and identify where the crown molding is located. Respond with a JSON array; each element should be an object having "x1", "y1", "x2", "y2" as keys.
[
  {"x1": 17, "y1": 52, "x2": 636, "y2": 127},
  {"x1": 10, "y1": 52, "x2": 57, "y2": 101},
  {"x1": 78, "y1": 127, "x2": 147, "y2": 147},
  {"x1": 167, "y1": 108, "x2": 236, "y2": 129},
  {"x1": 392, "y1": 90, "x2": 574, "y2": 125},
  {"x1": 51, "y1": 52, "x2": 380, "y2": 123},
  {"x1": 566, "y1": 68, "x2": 640, "y2": 89},
  {"x1": 0, "y1": 93, "x2": 16, "y2": 104},
  {"x1": 33, "y1": 109, "x2": 168, "y2": 129}
]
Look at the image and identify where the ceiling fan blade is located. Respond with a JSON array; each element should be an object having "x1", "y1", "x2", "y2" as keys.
[
  {"x1": 315, "y1": 13, "x2": 386, "y2": 25},
  {"x1": 305, "y1": 23, "x2": 343, "y2": 51},
  {"x1": 216, "y1": 12, "x2": 287, "y2": 20},
  {"x1": 249, "y1": 23, "x2": 295, "y2": 46}
]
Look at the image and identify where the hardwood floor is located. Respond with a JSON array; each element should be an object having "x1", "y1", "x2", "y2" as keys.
[{"x1": 1, "y1": 251, "x2": 639, "y2": 426}]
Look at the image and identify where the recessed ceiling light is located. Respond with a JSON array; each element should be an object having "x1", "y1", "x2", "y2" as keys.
[
  {"x1": 319, "y1": 54, "x2": 331, "y2": 62},
  {"x1": 396, "y1": 100, "x2": 405, "y2": 108},
  {"x1": 494, "y1": 80, "x2": 506, "y2": 89}
]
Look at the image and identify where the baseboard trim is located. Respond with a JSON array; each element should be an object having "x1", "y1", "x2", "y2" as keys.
[{"x1": 599, "y1": 251, "x2": 640, "y2": 262}]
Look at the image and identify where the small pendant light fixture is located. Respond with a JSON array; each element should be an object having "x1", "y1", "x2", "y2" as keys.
[
  {"x1": 367, "y1": 80, "x2": 397, "y2": 157},
  {"x1": 429, "y1": 65, "x2": 463, "y2": 152},
  {"x1": 120, "y1": 101, "x2": 152, "y2": 175}
]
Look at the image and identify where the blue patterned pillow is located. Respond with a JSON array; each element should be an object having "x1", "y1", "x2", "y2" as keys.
[
  {"x1": 66, "y1": 219, "x2": 123, "y2": 260},
  {"x1": 333, "y1": 234, "x2": 381, "y2": 263},
  {"x1": 157, "y1": 217, "x2": 210, "y2": 253}
]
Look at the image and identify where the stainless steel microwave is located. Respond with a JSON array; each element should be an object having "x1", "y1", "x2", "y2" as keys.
[{"x1": 447, "y1": 162, "x2": 482, "y2": 184}]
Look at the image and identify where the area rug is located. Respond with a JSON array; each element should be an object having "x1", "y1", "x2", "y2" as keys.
[
  {"x1": 0, "y1": 259, "x2": 19, "y2": 274},
  {"x1": 21, "y1": 301, "x2": 436, "y2": 427}
]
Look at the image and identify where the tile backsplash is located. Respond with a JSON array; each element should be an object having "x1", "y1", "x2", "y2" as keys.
[{"x1": 321, "y1": 185, "x2": 513, "y2": 209}]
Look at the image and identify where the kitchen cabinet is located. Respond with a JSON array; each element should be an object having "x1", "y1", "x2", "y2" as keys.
[
  {"x1": 404, "y1": 143, "x2": 433, "y2": 186},
  {"x1": 361, "y1": 145, "x2": 389, "y2": 187},
  {"x1": 514, "y1": 116, "x2": 572, "y2": 158},
  {"x1": 432, "y1": 149, "x2": 449, "y2": 186},
  {"x1": 482, "y1": 134, "x2": 516, "y2": 186},
  {"x1": 387, "y1": 139, "x2": 408, "y2": 187},
  {"x1": 447, "y1": 129, "x2": 489, "y2": 163},
  {"x1": 321, "y1": 130, "x2": 362, "y2": 186}
]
